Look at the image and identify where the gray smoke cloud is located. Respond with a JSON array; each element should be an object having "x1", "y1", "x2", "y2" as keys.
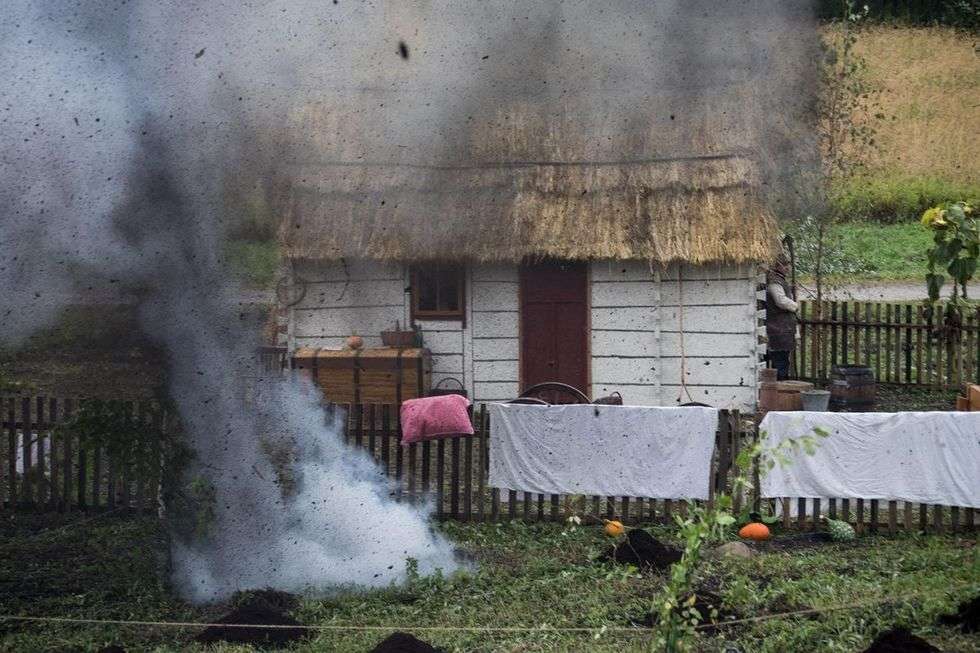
[{"x1": 1, "y1": 1, "x2": 819, "y2": 602}]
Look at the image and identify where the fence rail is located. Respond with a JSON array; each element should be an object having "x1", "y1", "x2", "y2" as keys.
[
  {"x1": 2, "y1": 394, "x2": 974, "y2": 533},
  {"x1": 793, "y1": 301, "x2": 980, "y2": 387}
]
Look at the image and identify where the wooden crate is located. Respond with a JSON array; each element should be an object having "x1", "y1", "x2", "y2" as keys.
[{"x1": 292, "y1": 347, "x2": 432, "y2": 405}]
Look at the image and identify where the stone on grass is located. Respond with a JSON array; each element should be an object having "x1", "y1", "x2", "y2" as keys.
[{"x1": 713, "y1": 541, "x2": 756, "y2": 559}]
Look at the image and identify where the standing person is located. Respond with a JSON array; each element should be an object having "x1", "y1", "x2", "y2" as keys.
[{"x1": 766, "y1": 254, "x2": 799, "y2": 380}]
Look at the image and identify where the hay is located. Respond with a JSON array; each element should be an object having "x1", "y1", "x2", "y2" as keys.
[{"x1": 272, "y1": 100, "x2": 780, "y2": 265}]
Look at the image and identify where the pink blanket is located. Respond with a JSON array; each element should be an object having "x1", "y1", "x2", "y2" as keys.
[{"x1": 400, "y1": 394, "x2": 474, "y2": 445}]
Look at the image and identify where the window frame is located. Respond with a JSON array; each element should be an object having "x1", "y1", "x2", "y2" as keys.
[{"x1": 410, "y1": 265, "x2": 466, "y2": 324}]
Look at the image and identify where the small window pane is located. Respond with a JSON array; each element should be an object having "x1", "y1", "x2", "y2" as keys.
[
  {"x1": 439, "y1": 273, "x2": 460, "y2": 311},
  {"x1": 417, "y1": 270, "x2": 438, "y2": 311}
]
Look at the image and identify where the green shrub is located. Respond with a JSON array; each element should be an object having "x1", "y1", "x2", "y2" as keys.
[
  {"x1": 225, "y1": 239, "x2": 281, "y2": 288},
  {"x1": 832, "y1": 174, "x2": 980, "y2": 223}
]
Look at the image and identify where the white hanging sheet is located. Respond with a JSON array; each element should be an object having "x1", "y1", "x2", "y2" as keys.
[
  {"x1": 488, "y1": 403, "x2": 718, "y2": 499},
  {"x1": 759, "y1": 411, "x2": 980, "y2": 508}
]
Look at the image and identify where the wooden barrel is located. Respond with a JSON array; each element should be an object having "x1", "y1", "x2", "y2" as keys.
[{"x1": 829, "y1": 365, "x2": 876, "y2": 412}]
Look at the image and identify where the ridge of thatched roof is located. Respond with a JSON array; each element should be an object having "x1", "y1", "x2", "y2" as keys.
[{"x1": 274, "y1": 101, "x2": 780, "y2": 264}]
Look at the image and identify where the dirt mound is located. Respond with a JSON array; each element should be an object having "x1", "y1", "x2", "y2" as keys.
[
  {"x1": 862, "y1": 627, "x2": 940, "y2": 653},
  {"x1": 629, "y1": 590, "x2": 739, "y2": 634},
  {"x1": 370, "y1": 631, "x2": 445, "y2": 653},
  {"x1": 939, "y1": 594, "x2": 980, "y2": 633},
  {"x1": 193, "y1": 600, "x2": 309, "y2": 649},
  {"x1": 602, "y1": 529, "x2": 681, "y2": 570}
]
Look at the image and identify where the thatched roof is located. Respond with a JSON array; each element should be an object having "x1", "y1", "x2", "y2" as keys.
[{"x1": 275, "y1": 99, "x2": 781, "y2": 265}]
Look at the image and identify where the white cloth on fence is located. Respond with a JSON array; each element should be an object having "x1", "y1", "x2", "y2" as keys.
[
  {"x1": 760, "y1": 411, "x2": 980, "y2": 508},
  {"x1": 488, "y1": 403, "x2": 718, "y2": 499}
]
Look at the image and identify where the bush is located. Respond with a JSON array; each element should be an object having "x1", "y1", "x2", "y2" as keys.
[
  {"x1": 818, "y1": 0, "x2": 980, "y2": 29},
  {"x1": 832, "y1": 174, "x2": 980, "y2": 223}
]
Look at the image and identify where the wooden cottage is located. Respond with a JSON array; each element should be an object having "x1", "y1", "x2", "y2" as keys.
[{"x1": 269, "y1": 95, "x2": 781, "y2": 412}]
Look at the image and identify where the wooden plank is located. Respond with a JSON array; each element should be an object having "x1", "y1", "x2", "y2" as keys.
[
  {"x1": 916, "y1": 306, "x2": 924, "y2": 385},
  {"x1": 894, "y1": 306, "x2": 902, "y2": 384},
  {"x1": 840, "y1": 498, "x2": 850, "y2": 525},
  {"x1": 813, "y1": 498, "x2": 821, "y2": 527},
  {"x1": 20, "y1": 398, "x2": 32, "y2": 507},
  {"x1": 463, "y1": 435, "x2": 473, "y2": 521},
  {"x1": 919, "y1": 503, "x2": 928, "y2": 531},
  {"x1": 450, "y1": 437, "x2": 460, "y2": 519},
  {"x1": 6, "y1": 398, "x2": 15, "y2": 509},
  {"x1": 782, "y1": 498, "x2": 791, "y2": 530},
  {"x1": 35, "y1": 397, "x2": 47, "y2": 508},
  {"x1": 904, "y1": 501, "x2": 913, "y2": 531},
  {"x1": 874, "y1": 303, "x2": 882, "y2": 380},
  {"x1": 809, "y1": 302, "x2": 818, "y2": 380},
  {"x1": 864, "y1": 303, "x2": 872, "y2": 367},
  {"x1": 856, "y1": 499, "x2": 865, "y2": 535},
  {"x1": 925, "y1": 308, "x2": 935, "y2": 387},
  {"x1": 477, "y1": 405, "x2": 487, "y2": 522},
  {"x1": 436, "y1": 439, "x2": 445, "y2": 518},
  {"x1": 932, "y1": 505, "x2": 943, "y2": 533},
  {"x1": 870, "y1": 500, "x2": 879, "y2": 533},
  {"x1": 408, "y1": 443, "x2": 417, "y2": 504},
  {"x1": 828, "y1": 497, "x2": 837, "y2": 520},
  {"x1": 798, "y1": 301, "x2": 808, "y2": 379},
  {"x1": 905, "y1": 305, "x2": 914, "y2": 384},
  {"x1": 63, "y1": 398, "x2": 73, "y2": 512},
  {"x1": 853, "y1": 302, "x2": 861, "y2": 367},
  {"x1": 47, "y1": 398, "x2": 59, "y2": 510},
  {"x1": 797, "y1": 498, "x2": 806, "y2": 531},
  {"x1": 121, "y1": 401, "x2": 133, "y2": 510},
  {"x1": 523, "y1": 491, "x2": 531, "y2": 521},
  {"x1": 394, "y1": 410, "x2": 404, "y2": 500},
  {"x1": 830, "y1": 302, "x2": 839, "y2": 376},
  {"x1": 884, "y1": 305, "x2": 892, "y2": 383},
  {"x1": 92, "y1": 440, "x2": 102, "y2": 509},
  {"x1": 888, "y1": 500, "x2": 897, "y2": 535},
  {"x1": 951, "y1": 506, "x2": 960, "y2": 533},
  {"x1": 368, "y1": 405, "x2": 378, "y2": 459},
  {"x1": 965, "y1": 507, "x2": 975, "y2": 533},
  {"x1": 135, "y1": 402, "x2": 147, "y2": 514},
  {"x1": 508, "y1": 489, "x2": 516, "y2": 520},
  {"x1": 381, "y1": 405, "x2": 391, "y2": 477}
]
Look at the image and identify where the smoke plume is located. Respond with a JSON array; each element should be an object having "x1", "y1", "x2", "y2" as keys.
[{"x1": 1, "y1": 1, "x2": 819, "y2": 602}]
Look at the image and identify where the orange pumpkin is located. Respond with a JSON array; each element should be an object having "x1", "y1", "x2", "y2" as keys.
[
  {"x1": 346, "y1": 335, "x2": 364, "y2": 350},
  {"x1": 738, "y1": 522, "x2": 770, "y2": 541},
  {"x1": 603, "y1": 520, "x2": 625, "y2": 537}
]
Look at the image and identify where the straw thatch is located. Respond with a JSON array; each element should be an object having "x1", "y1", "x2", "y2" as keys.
[{"x1": 275, "y1": 100, "x2": 780, "y2": 264}]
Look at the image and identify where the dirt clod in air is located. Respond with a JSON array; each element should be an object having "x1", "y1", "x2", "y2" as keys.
[
  {"x1": 938, "y1": 594, "x2": 980, "y2": 633},
  {"x1": 371, "y1": 631, "x2": 445, "y2": 653},
  {"x1": 602, "y1": 528, "x2": 682, "y2": 570},
  {"x1": 861, "y1": 627, "x2": 940, "y2": 653},
  {"x1": 193, "y1": 592, "x2": 308, "y2": 649}
]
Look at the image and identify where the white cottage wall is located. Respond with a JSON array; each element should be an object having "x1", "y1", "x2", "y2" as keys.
[{"x1": 289, "y1": 259, "x2": 762, "y2": 412}]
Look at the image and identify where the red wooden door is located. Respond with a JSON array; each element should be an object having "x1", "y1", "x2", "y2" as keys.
[{"x1": 520, "y1": 261, "x2": 589, "y2": 397}]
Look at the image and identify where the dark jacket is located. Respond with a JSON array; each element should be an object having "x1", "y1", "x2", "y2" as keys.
[{"x1": 766, "y1": 271, "x2": 797, "y2": 352}]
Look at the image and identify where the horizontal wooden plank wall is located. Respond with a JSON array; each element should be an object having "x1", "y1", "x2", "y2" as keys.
[
  {"x1": 0, "y1": 395, "x2": 166, "y2": 513},
  {"x1": 794, "y1": 301, "x2": 980, "y2": 387}
]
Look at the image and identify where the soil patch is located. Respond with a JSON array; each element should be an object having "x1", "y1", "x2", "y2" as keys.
[
  {"x1": 862, "y1": 627, "x2": 940, "y2": 653},
  {"x1": 629, "y1": 589, "x2": 740, "y2": 635},
  {"x1": 602, "y1": 529, "x2": 681, "y2": 570},
  {"x1": 752, "y1": 531, "x2": 834, "y2": 552},
  {"x1": 938, "y1": 594, "x2": 980, "y2": 633},
  {"x1": 370, "y1": 631, "x2": 445, "y2": 653},
  {"x1": 193, "y1": 598, "x2": 308, "y2": 649}
]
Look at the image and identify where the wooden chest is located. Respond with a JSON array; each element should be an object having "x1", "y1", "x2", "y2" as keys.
[{"x1": 292, "y1": 347, "x2": 432, "y2": 405}]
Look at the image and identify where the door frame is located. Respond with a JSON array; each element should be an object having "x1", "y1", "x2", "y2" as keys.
[{"x1": 517, "y1": 260, "x2": 592, "y2": 394}]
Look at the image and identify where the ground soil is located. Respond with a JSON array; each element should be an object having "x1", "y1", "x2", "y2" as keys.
[
  {"x1": 601, "y1": 529, "x2": 682, "y2": 570},
  {"x1": 193, "y1": 599, "x2": 308, "y2": 649},
  {"x1": 370, "y1": 631, "x2": 445, "y2": 653},
  {"x1": 862, "y1": 627, "x2": 940, "y2": 652},
  {"x1": 938, "y1": 595, "x2": 980, "y2": 633}
]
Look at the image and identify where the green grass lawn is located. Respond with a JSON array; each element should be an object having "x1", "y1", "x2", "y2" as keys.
[{"x1": 1, "y1": 514, "x2": 976, "y2": 652}]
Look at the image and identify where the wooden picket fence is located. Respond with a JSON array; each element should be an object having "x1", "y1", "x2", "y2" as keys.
[
  {"x1": 2, "y1": 393, "x2": 975, "y2": 533},
  {"x1": 793, "y1": 301, "x2": 980, "y2": 387},
  {"x1": 0, "y1": 395, "x2": 169, "y2": 513}
]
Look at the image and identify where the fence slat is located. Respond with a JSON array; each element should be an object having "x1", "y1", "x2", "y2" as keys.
[
  {"x1": 21, "y1": 398, "x2": 33, "y2": 507},
  {"x1": 47, "y1": 397, "x2": 58, "y2": 510},
  {"x1": 63, "y1": 398, "x2": 73, "y2": 512},
  {"x1": 477, "y1": 404, "x2": 487, "y2": 522},
  {"x1": 436, "y1": 439, "x2": 445, "y2": 519},
  {"x1": 463, "y1": 434, "x2": 473, "y2": 522},
  {"x1": 6, "y1": 398, "x2": 15, "y2": 509}
]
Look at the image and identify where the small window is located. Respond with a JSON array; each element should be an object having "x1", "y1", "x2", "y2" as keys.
[{"x1": 411, "y1": 265, "x2": 465, "y2": 322}]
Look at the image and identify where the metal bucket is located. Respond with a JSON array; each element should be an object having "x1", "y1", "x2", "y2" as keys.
[{"x1": 801, "y1": 389, "x2": 831, "y2": 412}]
